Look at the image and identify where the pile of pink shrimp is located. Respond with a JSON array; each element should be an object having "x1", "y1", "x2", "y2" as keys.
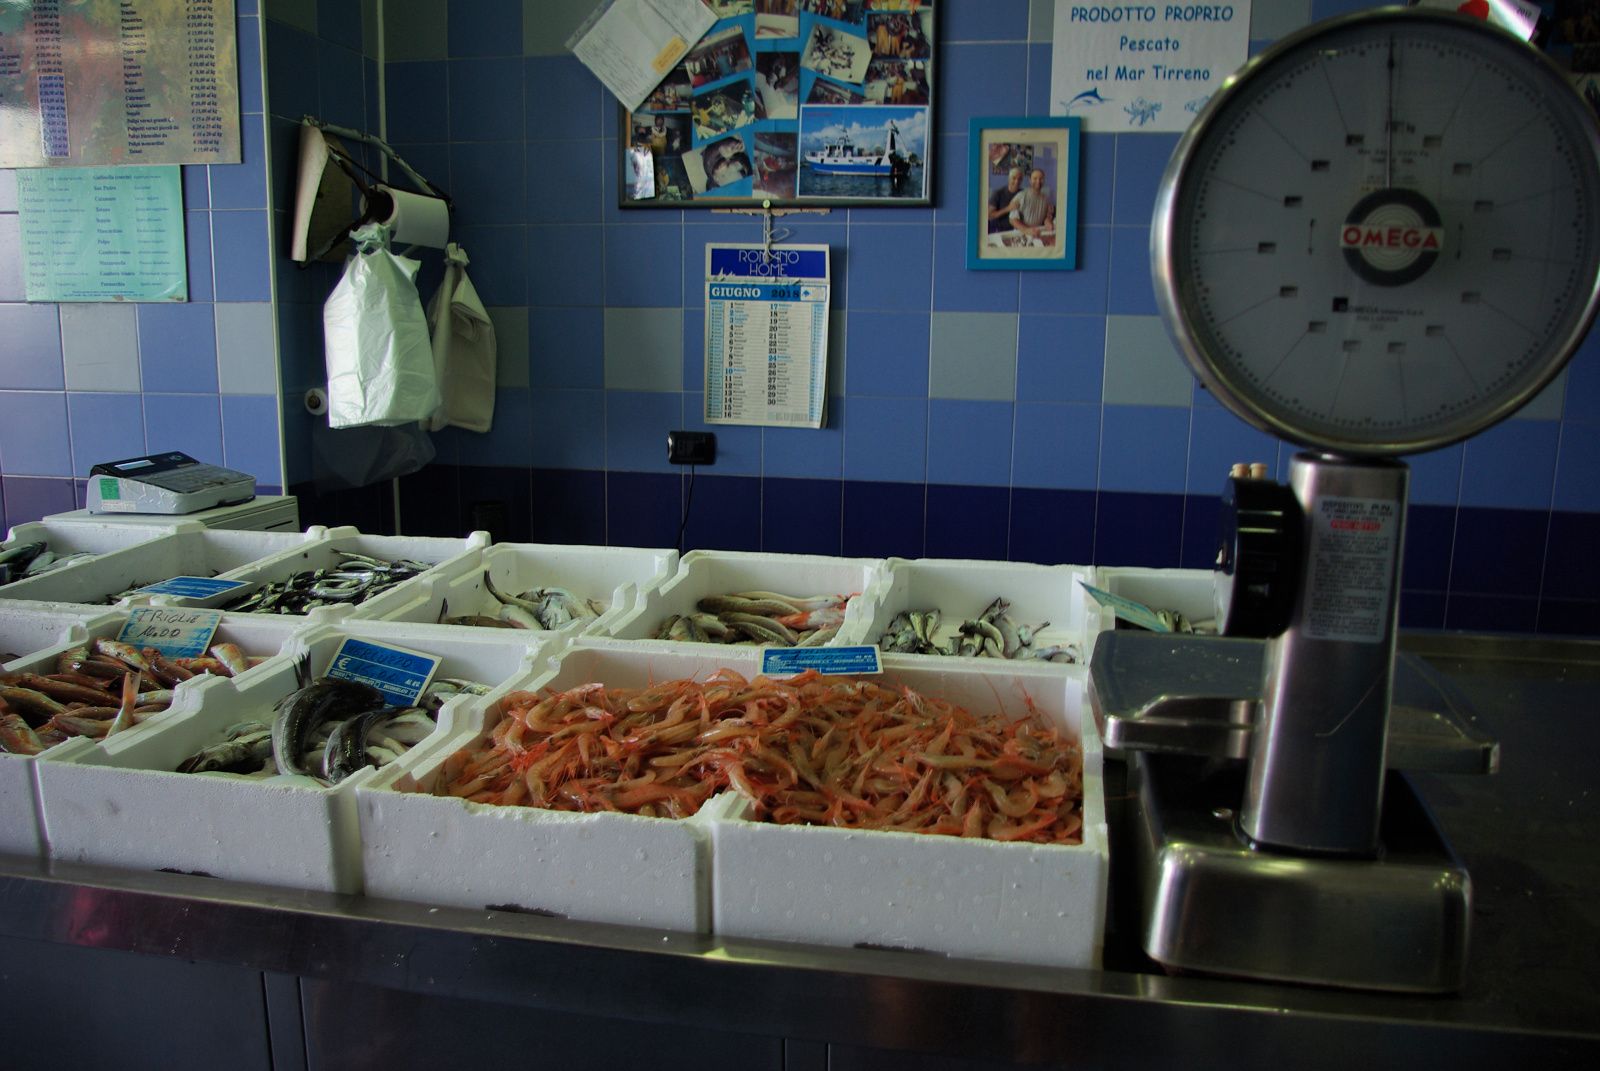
[{"x1": 431, "y1": 669, "x2": 1083, "y2": 845}]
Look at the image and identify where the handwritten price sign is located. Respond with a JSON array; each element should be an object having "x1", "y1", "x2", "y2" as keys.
[{"x1": 116, "y1": 607, "x2": 224, "y2": 658}]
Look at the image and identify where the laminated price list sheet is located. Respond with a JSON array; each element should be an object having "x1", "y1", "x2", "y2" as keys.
[{"x1": 704, "y1": 244, "x2": 830, "y2": 429}]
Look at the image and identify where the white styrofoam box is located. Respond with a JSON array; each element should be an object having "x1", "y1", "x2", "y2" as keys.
[
  {"x1": 602, "y1": 549, "x2": 890, "y2": 647},
  {"x1": 863, "y1": 558, "x2": 1094, "y2": 665},
  {"x1": 1, "y1": 607, "x2": 123, "y2": 669},
  {"x1": 356, "y1": 637, "x2": 774, "y2": 931},
  {"x1": 711, "y1": 656, "x2": 1108, "y2": 970},
  {"x1": 197, "y1": 526, "x2": 493, "y2": 622},
  {"x1": 1088, "y1": 567, "x2": 1218, "y2": 647},
  {"x1": 3, "y1": 517, "x2": 197, "y2": 580},
  {"x1": 34, "y1": 618, "x2": 548, "y2": 893},
  {"x1": 374, "y1": 541, "x2": 679, "y2": 641},
  {"x1": 0, "y1": 613, "x2": 302, "y2": 860},
  {"x1": 0, "y1": 527, "x2": 329, "y2": 609}
]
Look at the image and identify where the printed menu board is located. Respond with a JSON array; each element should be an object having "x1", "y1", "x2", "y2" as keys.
[{"x1": 0, "y1": 0, "x2": 239, "y2": 168}]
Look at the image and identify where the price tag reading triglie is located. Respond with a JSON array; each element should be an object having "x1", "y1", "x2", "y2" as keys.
[
  {"x1": 761, "y1": 645, "x2": 881, "y2": 678},
  {"x1": 116, "y1": 607, "x2": 223, "y2": 659},
  {"x1": 325, "y1": 637, "x2": 442, "y2": 707}
]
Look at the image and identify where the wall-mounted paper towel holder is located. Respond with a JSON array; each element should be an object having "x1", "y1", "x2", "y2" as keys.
[{"x1": 290, "y1": 116, "x2": 453, "y2": 265}]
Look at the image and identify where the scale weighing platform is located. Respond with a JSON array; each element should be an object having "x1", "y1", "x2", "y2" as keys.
[
  {"x1": 1087, "y1": 8, "x2": 1600, "y2": 992},
  {"x1": 88, "y1": 452, "x2": 257, "y2": 517}
]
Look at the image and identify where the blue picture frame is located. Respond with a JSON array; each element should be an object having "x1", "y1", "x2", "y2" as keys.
[{"x1": 967, "y1": 116, "x2": 1081, "y2": 271}]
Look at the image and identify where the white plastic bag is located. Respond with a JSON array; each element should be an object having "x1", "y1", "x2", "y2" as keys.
[
  {"x1": 323, "y1": 222, "x2": 442, "y2": 429},
  {"x1": 425, "y1": 242, "x2": 497, "y2": 433}
]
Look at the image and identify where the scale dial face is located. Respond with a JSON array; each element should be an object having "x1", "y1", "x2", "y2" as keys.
[{"x1": 1153, "y1": 10, "x2": 1600, "y2": 455}]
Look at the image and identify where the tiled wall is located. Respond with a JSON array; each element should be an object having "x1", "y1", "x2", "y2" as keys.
[
  {"x1": 261, "y1": 0, "x2": 1599, "y2": 634},
  {"x1": 0, "y1": 0, "x2": 283, "y2": 531}
]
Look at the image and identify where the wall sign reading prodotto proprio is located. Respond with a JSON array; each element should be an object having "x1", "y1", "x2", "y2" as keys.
[
  {"x1": 1303, "y1": 496, "x2": 1400, "y2": 644},
  {"x1": 1049, "y1": 3, "x2": 1251, "y2": 133}
]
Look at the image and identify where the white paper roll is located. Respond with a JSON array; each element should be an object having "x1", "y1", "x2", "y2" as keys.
[{"x1": 374, "y1": 184, "x2": 450, "y2": 249}]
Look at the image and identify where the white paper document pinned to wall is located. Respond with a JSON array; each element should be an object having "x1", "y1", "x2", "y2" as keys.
[
  {"x1": 704, "y1": 244, "x2": 830, "y2": 429},
  {"x1": 1050, "y1": 3, "x2": 1251, "y2": 133},
  {"x1": 566, "y1": 0, "x2": 716, "y2": 113}
]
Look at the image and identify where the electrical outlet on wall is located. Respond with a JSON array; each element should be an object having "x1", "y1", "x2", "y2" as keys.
[{"x1": 667, "y1": 431, "x2": 716, "y2": 465}]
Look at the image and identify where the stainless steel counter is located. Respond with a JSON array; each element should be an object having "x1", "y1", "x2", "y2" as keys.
[{"x1": 3, "y1": 634, "x2": 1596, "y2": 1069}]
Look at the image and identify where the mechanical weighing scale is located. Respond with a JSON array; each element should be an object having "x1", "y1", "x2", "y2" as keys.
[{"x1": 1087, "y1": 8, "x2": 1600, "y2": 991}]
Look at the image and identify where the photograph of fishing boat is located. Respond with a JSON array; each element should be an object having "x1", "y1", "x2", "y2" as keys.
[{"x1": 797, "y1": 105, "x2": 926, "y2": 198}]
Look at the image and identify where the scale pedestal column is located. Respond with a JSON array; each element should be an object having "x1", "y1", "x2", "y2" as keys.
[{"x1": 1242, "y1": 453, "x2": 1407, "y2": 855}]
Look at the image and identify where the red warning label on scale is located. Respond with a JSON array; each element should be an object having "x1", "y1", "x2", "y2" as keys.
[{"x1": 1304, "y1": 496, "x2": 1399, "y2": 644}]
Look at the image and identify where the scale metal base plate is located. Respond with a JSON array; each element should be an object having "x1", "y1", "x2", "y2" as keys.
[{"x1": 1129, "y1": 752, "x2": 1471, "y2": 992}]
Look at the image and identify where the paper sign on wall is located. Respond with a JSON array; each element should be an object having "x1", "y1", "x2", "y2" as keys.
[
  {"x1": 704, "y1": 243, "x2": 830, "y2": 429},
  {"x1": 1050, "y1": 3, "x2": 1252, "y2": 133},
  {"x1": 16, "y1": 167, "x2": 187, "y2": 302}
]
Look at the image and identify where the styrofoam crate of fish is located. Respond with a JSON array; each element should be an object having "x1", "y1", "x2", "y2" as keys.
[
  {"x1": 600, "y1": 549, "x2": 890, "y2": 648},
  {"x1": 1, "y1": 606, "x2": 125, "y2": 669},
  {"x1": 1088, "y1": 567, "x2": 1218, "y2": 647},
  {"x1": 864, "y1": 558, "x2": 1094, "y2": 666},
  {"x1": 373, "y1": 542, "x2": 679, "y2": 641},
  {"x1": 191, "y1": 526, "x2": 492, "y2": 622},
  {"x1": 710, "y1": 656, "x2": 1108, "y2": 970},
  {"x1": 355, "y1": 637, "x2": 782, "y2": 932},
  {"x1": 33, "y1": 619, "x2": 552, "y2": 893},
  {"x1": 2, "y1": 518, "x2": 198, "y2": 589},
  {"x1": 0, "y1": 527, "x2": 330, "y2": 610},
  {"x1": 0, "y1": 614, "x2": 308, "y2": 859}
]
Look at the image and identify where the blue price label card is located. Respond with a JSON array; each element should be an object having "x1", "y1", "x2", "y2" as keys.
[
  {"x1": 761, "y1": 645, "x2": 881, "y2": 677},
  {"x1": 325, "y1": 637, "x2": 442, "y2": 707},
  {"x1": 116, "y1": 607, "x2": 223, "y2": 659},
  {"x1": 1078, "y1": 581, "x2": 1173, "y2": 633},
  {"x1": 135, "y1": 576, "x2": 249, "y2": 599}
]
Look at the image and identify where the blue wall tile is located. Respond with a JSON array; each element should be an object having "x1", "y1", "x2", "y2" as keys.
[
  {"x1": 452, "y1": 225, "x2": 527, "y2": 306},
  {"x1": 450, "y1": 58, "x2": 525, "y2": 142},
  {"x1": 1113, "y1": 134, "x2": 1180, "y2": 226},
  {"x1": 605, "y1": 225, "x2": 682, "y2": 307},
  {"x1": 1026, "y1": 43, "x2": 1052, "y2": 116},
  {"x1": 932, "y1": 223, "x2": 1018, "y2": 312},
  {"x1": 527, "y1": 138, "x2": 602, "y2": 224},
  {"x1": 1, "y1": 476, "x2": 75, "y2": 526},
  {"x1": 1537, "y1": 598, "x2": 1600, "y2": 636},
  {"x1": 607, "y1": 470, "x2": 681, "y2": 548},
  {"x1": 928, "y1": 399, "x2": 1013, "y2": 485},
  {"x1": 926, "y1": 484, "x2": 1009, "y2": 560},
  {"x1": 1100, "y1": 405, "x2": 1189, "y2": 493},
  {"x1": 1179, "y1": 494, "x2": 1221, "y2": 570},
  {"x1": 531, "y1": 388, "x2": 606, "y2": 470},
  {"x1": 763, "y1": 477, "x2": 843, "y2": 555},
  {"x1": 526, "y1": 57, "x2": 603, "y2": 141},
  {"x1": 137, "y1": 304, "x2": 219, "y2": 393},
  {"x1": 945, "y1": 0, "x2": 1030, "y2": 42},
  {"x1": 531, "y1": 468, "x2": 606, "y2": 544},
  {"x1": 1399, "y1": 591, "x2": 1447, "y2": 631},
  {"x1": 316, "y1": 43, "x2": 367, "y2": 130},
  {"x1": 448, "y1": 0, "x2": 523, "y2": 57},
  {"x1": 212, "y1": 211, "x2": 272, "y2": 301},
  {"x1": 530, "y1": 307, "x2": 604, "y2": 389},
  {"x1": 221, "y1": 394, "x2": 283, "y2": 484},
  {"x1": 1404, "y1": 443, "x2": 1463, "y2": 507},
  {"x1": 0, "y1": 305, "x2": 64, "y2": 390},
  {"x1": 1009, "y1": 488, "x2": 1096, "y2": 565},
  {"x1": 845, "y1": 311, "x2": 929, "y2": 396},
  {"x1": 940, "y1": 44, "x2": 1028, "y2": 135},
  {"x1": 264, "y1": 20, "x2": 319, "y2": 121},
  {"x1": 1186, "y1": 407, "x2": 1278, "y2": 495},
  {"x1": 683, "y1": 307, "x2": 705, "y2": 392},
  {"x1": 387, "y1": 62, "x2": 450, "y2": 144},
  {"x1": 848, "y1": 224, "x2": 934, "y2": 311},
  {"x1": 211, "y1": 114, "x2": 269, "y2": 210},
  {"x1": 1402, "y1": 504, "x2": 1456, "y2": 593},
  {"x1": 0, "y1": 392, "x2": 73, "y2": 476},
  {"x1": 237, "y1": 15, "x2": 264, "y2": 114},
  {"x1": 606, "y1": 390, "x2": 682, "y2": 473},
  {"x1": 186, "y1": 211, "x2": 215, "y2": 302},
  {"x1": 1542, "y1": 511, "x2": 1600, "y2": 601},
  {"x1": 1459, "y1": 420, "x2": 1558, "y2": 510},
  {"x1": 1013, "y1": 401, "x2": 1099, "y2": 490},
  {"x1": 686, "y1": 397, "x2": 762, "y2": 477},
  {"x1": 764, "y1": 413, "x2": 844, "y2": 479},
  {"x1": 1019, "y1": 225, "x2": 1110, "y2": 315},
  {"x1": 1106, "y1": 226, "x2": 1157, "y2": 315},
  {"x1": 316, "y1": 0, "x2": 364, "y2": 51},
  {"x1": 842, "y1": 395, "x2": 926, "y2": 482},
  {"x1": 1095, "y1": 491, "x2": 1183, "y2": 567},
  {"x1": 0, "y1": 215, "x2": 23, "y2": 300},
  {"x1": 451, "y1": 141, "x2": 527, "y2": 227},
  {"x1": 529, "y1": 225, "x2": 604, "y2": 306},
  {"x1": 66, "y1": 393, "x2": 146, "y2": 476},
  {"x1": 842, "y1": 480, "x2": 924, "y2": 558},
  {"x1": 1016, "y1": 314, "x2": 1104, "y2": 402},
  {"x1": 142, "y1": 395, "x2": 224, "y2": 466},
  {"x1": 1555, "y1": 423, "x2": 1600, "y2": 512},
  {"x1": 1449, "y1": 507, "x2": 1546, "y2": 597},
  {"x1": 1445, "y1": 594, "x2": 1539, "y2": 635},
  {"x1": 683, "y1": 474, "x2": 761, "y2": 552}
]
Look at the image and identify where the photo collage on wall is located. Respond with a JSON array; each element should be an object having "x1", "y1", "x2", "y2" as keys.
[{"x1": 622, "y1": 0, "x2": 935, "y2": 206}]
